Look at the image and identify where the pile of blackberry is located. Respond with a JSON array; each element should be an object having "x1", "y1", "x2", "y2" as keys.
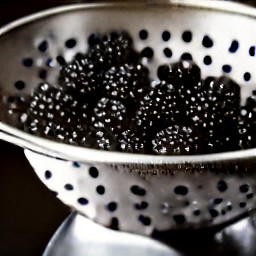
[{"x1": 24, "y1": 31, "x2": 256, "y2": 155}]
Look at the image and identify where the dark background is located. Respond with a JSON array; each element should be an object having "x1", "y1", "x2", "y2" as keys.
[{"x1": 0, "y1": 1, "x2": 256, "y2": 256}]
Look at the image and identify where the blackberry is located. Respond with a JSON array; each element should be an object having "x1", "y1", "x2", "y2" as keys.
[
  {"x1": 88, "y1": 31, "x2": 139, "y2": 69},
  {"x1": 151, "y1": 125, "x2": 203, "y2": 155},
  {"x1": 93, "y1": 97, "x2": 128, "y2": 132},
  {"x1": 133, "y1": 81, "x2": 180, "y2": 136},
  {"x1": 58, "y1": 54, "x2": 101, "y2": 99},
  {"x1": 102, "y1": 64, "x2": 150, "y2": 103},
  {"x1": 238, "y1": 107, "x2": 256, "y2": 149},
  {"x1": 24, "y1": 83, "x2": 92, "y2": 145},
  {"x1": 116, "y1": 129, "x2": 146, "y2": 153},
  {"x1": 157, "y1": 60, "x2": 201, "y2": 89}
]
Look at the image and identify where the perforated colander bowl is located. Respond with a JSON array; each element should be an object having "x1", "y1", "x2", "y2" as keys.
[{"x1": 0, "y1": 0, "x2": 256, "y2": 237}]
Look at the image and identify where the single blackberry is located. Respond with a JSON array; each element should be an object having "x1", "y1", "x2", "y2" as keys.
[
  {"x1": 24, "y1": 83, "x2": 92, "y2": 145},
  {"x1": 102, "y1": 64, "x2": 150, "y2": 103},
  {"x1": 116, "y1": 129, "x2": 146, "y2": 153},
  {"x1": 157, "y1": 60, "x2": 201, "y2": 89},
  {"x1": 133, "y1": 81, "x2": 180, "y2": 136},
  {"x1": 88, "y1": 31, "x2": 139, "y2": 69},
  {"x1": 91, "y1": 124, "x2": 117, "y2": 151},
  {"x1": 238, "y1": 107, "x2": 256, "y2": 149},
  {"x1": 151, "y1": 125, "x2": 203, "y2": 155},
  {"x1": 58, "y1": 54, "x2": 101, "y2": 99},
  {"x1": 93, "y1": 97, "x2": 128, "y2": 132}
]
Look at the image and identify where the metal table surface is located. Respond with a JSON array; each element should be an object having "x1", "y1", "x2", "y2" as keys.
[{"x1": 0, "y1": 1, "x2": 256, "y2": 256}]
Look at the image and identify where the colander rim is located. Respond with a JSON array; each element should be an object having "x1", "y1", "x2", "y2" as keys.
[{"x1": 0, "y1": 0, "x2": 256, "y2": 164}]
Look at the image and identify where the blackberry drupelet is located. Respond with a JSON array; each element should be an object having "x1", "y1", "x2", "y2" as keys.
[
  {"x1": 151, "y1": 125, "x2": 203, "y2": 155},
  {"x1": 102, "y1": 63, "x2": 150, "y2": 103},
  {"x1": 116, "y1": 129, "x2": 146, "y2": 153}
]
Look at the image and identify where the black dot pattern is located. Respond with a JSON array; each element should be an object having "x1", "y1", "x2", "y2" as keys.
[
  {"x1": 89, "y1": 167, "x2": 99, "y2": 178},
  {"x1": 44, "y1": 170, "x2": 52, "y2": 179},
  {"x1": 174, "y1": 186, "x2": 188, "y2": 196},
  {"x1": 209, "y1": 209, "x2": 219, "y2": 218},
  {"x1": 194, "y1": 209, "x2": 201, "y2": 216},
  {"x1": 204, "y1": 55, "x2": 212, "y2": 65},
  {"x1": 139, "y1": 29, "x2": 148, "y2": 40},
  {"x1": 96, "y1": 185, "x2": 105, "y2": 195},
  {"x1": 64, "y1": 184, "x2": 74, "y2": 191},
  {"x1": 38, "y1": 40, "x2": 49, "y2": 52},
  {"x1": 107, "y1": 202, "x2": 118, "y2": 212},
  {"x1": 244, "y1": 72, "x2": 251, "y2": 82},
  {"x1": 15, "y1": 80, "x2": 25, "y2": 90},
  {"x1": 138, "y1": 215, "x2": 151, "y2": 226},
  {"x1": 78, "y1": 197, "x2": 89, "y2": 205},
  {"x1": 229, "y1": 40, "x2": 239, "y2": 53},
  {"x1": 22, "y1": 58, "x2": 33, "y2": 67},
  {"x1": 249, "y1": 46, "x2": 255, "y2": 56},
  {"x1": 163, "y1": 48, "x2": 172, "y2": 58},
  {"x1": 182, "y1": 31, "x2": 192, "y2": 43},
  {"x1": 202, "y1": 35, "x2": 213, "y2": 48},
  {"x1": 73, "y1": 162, "x2": 80, "y2": 168},
  {"x1": 239, "y1": 202, "x2": 246, "y2": 208},
  {"x1": 56, "y1": 55, "x2": 66, "y2": 66},
  {"x1": 134, "y1": 201, "x2": 148, "y2": 210},
  {"x1": 131, "y1": 185, "x2": 146, "y2": 196},
  {"x1": 214, "y1": 198, "x2": 223, "y2": 205},
  {"x1": 162, "y1": 30, "x2": 171, "y2": 41},
  {"x1": 240, "y1": 184, "x2": 249, "y2": 193},
  {"x1": 222, "y1": 64, "x2": 232, "y2": 73},
  {"x1": 65, "y1": 38, "x2": 77, "y2": 48},
  {"x1": 140, "y1": 47, "x2": 154, "y2": 59},
  {"x1": 181, "y1": 53, "x2": 193, "y2": 60},
  {"x1": 109, "y1": 217, "x2": 119, "y2": 230},
  {"x1": 217, "y1": 180, "x2": 228, "y2": 192},
  {"x1": 38, "y1": 69, "x2": 47, "y2": 80}
]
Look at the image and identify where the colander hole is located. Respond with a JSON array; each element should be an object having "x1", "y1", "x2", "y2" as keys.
[
  {"x1": 239, "y1": 202, "x2": 246, "y2": 208},
  {"x1": 107, "y1": 202, "x2": 118, "y2": 212},
  {"x1": 139, "y1": 29, "x2": 148, "y2": 40},
  {"x1": 56, "y1": 55, "x2": 66, "y2": 66},
  {"x1": 72, "y1": 162, "x2": 80, "y2": 168},
  {"x1": 247, "y1": 193, "x2": 253, "y2": 199},
  {"x1": 140, "y1": 47, "x2": 154, "y2": 59},
  {"x1": 209, "y1": 209, "x2": 219, "y2": 218},
  {"x1": 130, "y1": 185, "x2": 146, "y2": 196},
  {"x1": 64, "y1": 184, "x2": 74, "y2": 191},
  {"x1": 14, "y1": 80, "x2": 25, "y2": 90},
  {"x1": 203, "y1": 55, "x2": 212, "y2": 65},
  {"x1": 182, "y1": 31, "x2": 192, "y2": 43},
  {"x1": 46, "y1": 58, "x2": 55, "y2": 67},
  {"x1": 109, "y1": 217, "x2": 119, "y2": 230},
  {"x1": 173, "y1": 214, "x2": 186, "y2": 224},
  {"x1": 7, "y1": 96, "x2": 15, "y2": 103},
  {"x1": 96, "y1": 185, "x2": 105, "y2": 195},
  {"x1": 162, "y1": 30, "x2": 171, "y2": 41},
  {"x1": 193, "y1": 209, "x2": 201, "y2": 216},
  {"x1": 77, "y1": 197, "x2": 89, "y2": 205},
  {"x1": 202, "y1": 35, "x2": 213, "y2": 48},
  {"x1": 89, "y1": 167, "x2": 99, "y2": 178},
  {"x1": 174, "y1": 185, "x2": 188, "y2": 196},
  {"x1": 244, "y1": 72, "x2": 251, "y2": 82},
  {"x1": 88, "y1": 33, "x2": 101, "y2": 47},
  {"x1": 138, "y1": 215, "x2": 151, "y2": 226},
  {"x1": 249, "y1": 46, "x2": 255, "y2": 56},
  {"x1": 44, "y1": 170, "x2": 52, "y2": 180},
  {"x1": 134, "y1": 201, "x2": 148, "y2": 210},
  {"x1": 38, "y1": 69, "x2": 47, "y2": 80},
  {"x1": 240, "y1": 184, "x2": 250, "y2": 193},
  {"x1": 221, "y1": 210, "x2": 226, "y2": 215},
  {"x1": 163, "y1": 48, "x2": 172, "y2": 58},
  {"x1": 184, "y1": 201, "x2": 190, "y2": 206},
  {"x1": 217, "y1": 180, "x2": 228, "y2": 192},
  {"x1": 65, "y1": 38, "x2": 77, "y2": 48},
  {"x1": 213, "y1": 198, "x2": 223, "y2": 205},
  {"x1": 227, "y1": 204, "x2": 232, "y2": 211},
  {"x1": 38, "y1": 40, "x2": 49, "y2": 52},
  {"x1": 22, "y1": 58, "x2": 33, "y2": 67},
  {"x1": 181, "y1": 53, "x2": 193, "y2": 61},
  {"x1": 229, "y1": 40, "x2": 239, "y2": 53},
  {"x1": 222, "y1": 64, "x2": 232, "y2": 73}
]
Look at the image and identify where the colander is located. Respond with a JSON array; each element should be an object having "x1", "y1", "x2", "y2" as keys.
[{"x1": 0, "y1": 0, "x2": 256, "y2": 238}]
